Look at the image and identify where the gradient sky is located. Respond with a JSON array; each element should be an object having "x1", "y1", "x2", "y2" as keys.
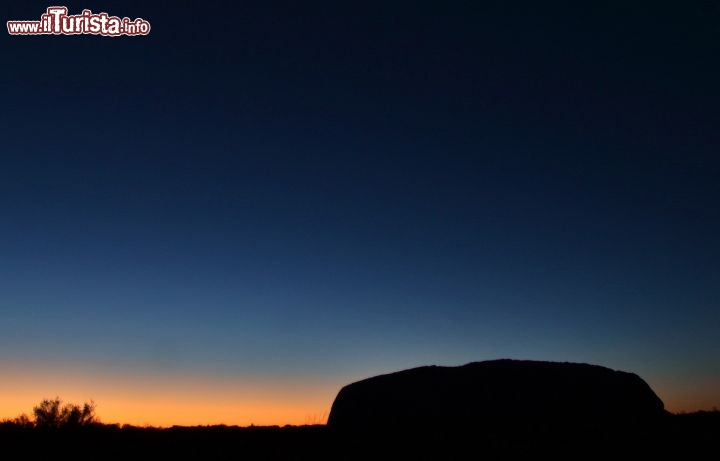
[{"x1": 1, "y1": 1, "x2": 719, "y2": 426}]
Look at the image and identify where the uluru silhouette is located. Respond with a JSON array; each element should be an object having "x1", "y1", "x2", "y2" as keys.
[{"x1": 328, "y1": 359, "x2": 669, "y2": 457}]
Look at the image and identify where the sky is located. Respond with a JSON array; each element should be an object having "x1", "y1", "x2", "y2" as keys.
[{"x1": 1, "y1": 1, "x2": 719, "y2": 426}]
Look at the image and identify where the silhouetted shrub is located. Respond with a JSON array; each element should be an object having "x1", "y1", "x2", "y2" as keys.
[
  {"x1": 33, "y1": 397, "x2": 97, "y2": 429},
  {"x1": 1, "y1": 413, "x2": 34, "y2": 429}
]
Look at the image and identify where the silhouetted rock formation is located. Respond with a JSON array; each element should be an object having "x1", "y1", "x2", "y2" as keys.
[{"x1": 328, "y1": 359, "x2": 667, "y2": 442}]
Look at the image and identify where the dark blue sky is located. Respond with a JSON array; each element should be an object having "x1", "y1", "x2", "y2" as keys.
[{"x1": 1, "y1": 1, "x2": 719, "y2": 424}]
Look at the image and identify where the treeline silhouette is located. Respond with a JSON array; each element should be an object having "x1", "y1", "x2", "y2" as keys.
[
  {"x1": 1, "y1": 397, "x2": 329, "y2": 460},
  {"x1": 1, "y1": 397, "x2": 719, "y2": 460}
]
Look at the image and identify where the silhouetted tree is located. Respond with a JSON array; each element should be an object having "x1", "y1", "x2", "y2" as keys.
[{"x1": 33, "y1": 397, "x2": 97, "y2": 428}]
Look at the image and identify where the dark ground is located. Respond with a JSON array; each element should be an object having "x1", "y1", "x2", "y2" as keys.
[{"x1": 1, "y1": 411, "x2": 718, "y2": 460}]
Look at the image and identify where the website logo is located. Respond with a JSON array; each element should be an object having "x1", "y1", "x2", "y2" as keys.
[{"x1": 8, "y1": 7, "x2": 150, "y2": 36}]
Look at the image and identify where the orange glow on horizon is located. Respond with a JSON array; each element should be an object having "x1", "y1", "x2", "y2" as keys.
[
  {"x1": 2, "y1": 362, "x2": 718, "y2": 426},
  {"x1": 0, "y1": 362, "x2": 337, "y2": 427},
  {"x1": 652, "y1": 379, "x2": 720, "y2": 414}
]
